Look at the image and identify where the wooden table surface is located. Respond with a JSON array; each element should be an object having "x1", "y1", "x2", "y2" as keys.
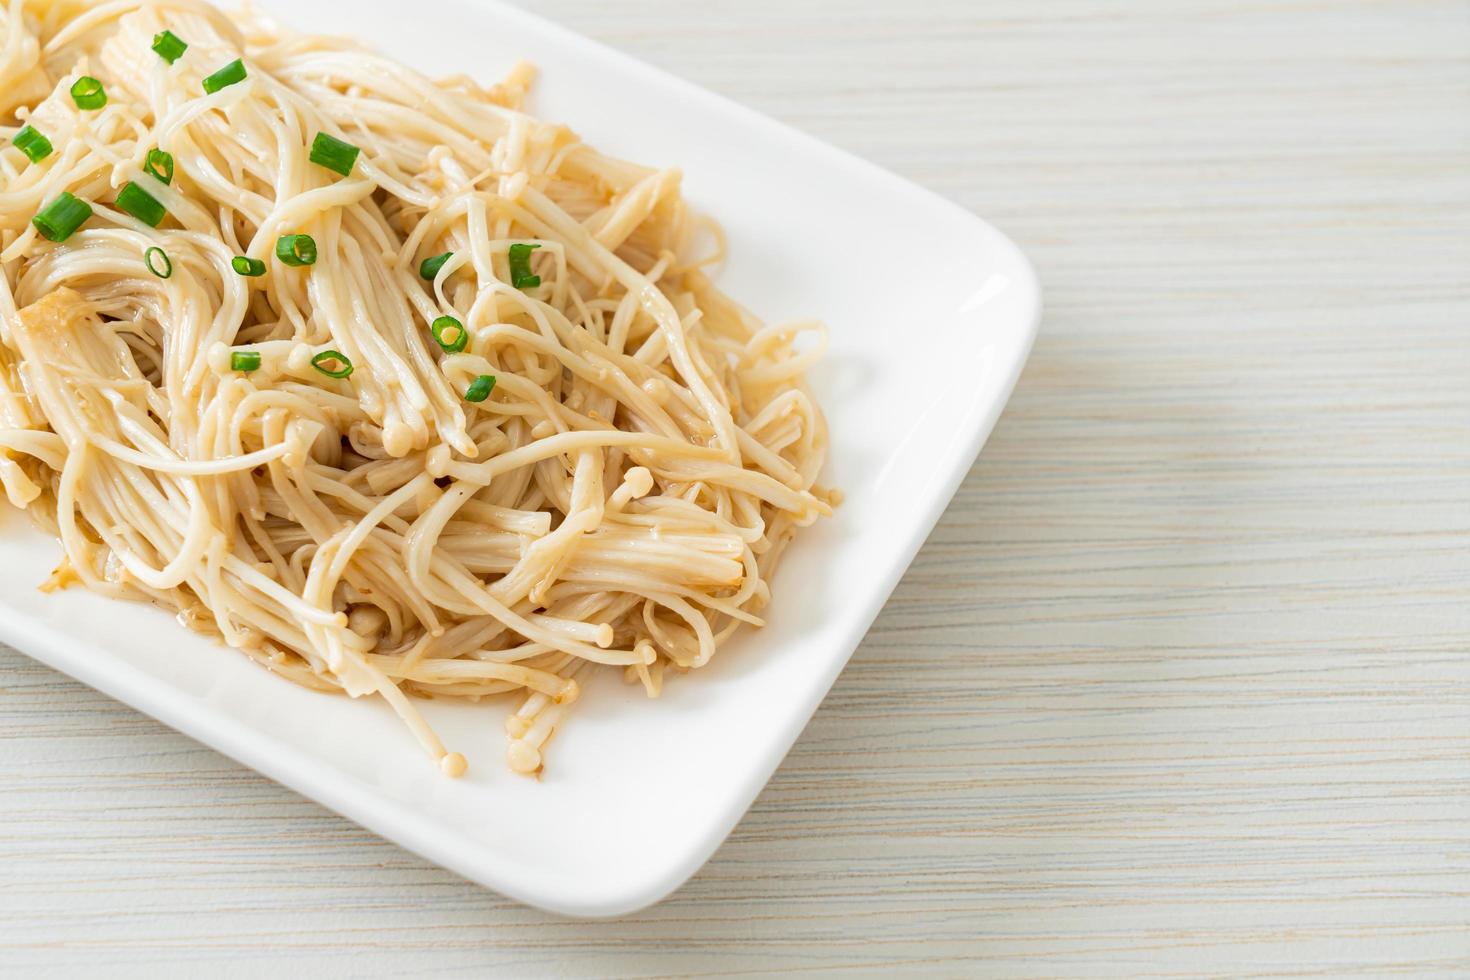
[{"x1": 3, "y1": 0, "x2": 1468, "y2": 975}]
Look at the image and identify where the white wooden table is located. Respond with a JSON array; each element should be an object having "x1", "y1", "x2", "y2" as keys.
[{"x1": 3, "y1": 0, "x2": 1467, "y2": 974}]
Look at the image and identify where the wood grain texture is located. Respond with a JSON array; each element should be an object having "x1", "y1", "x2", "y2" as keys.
[{"x1": 2, "y1": 0, "x2": 1468, "y2": 974}]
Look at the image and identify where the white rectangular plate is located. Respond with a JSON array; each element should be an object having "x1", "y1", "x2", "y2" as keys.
[{"x1": 0, "y1": 0, "x2": 1039, "y2": 916}]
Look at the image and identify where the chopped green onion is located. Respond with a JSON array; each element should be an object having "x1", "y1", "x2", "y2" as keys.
[
  {"x1": 231, "y1": 255, "x2": 266, "y2": 277},
  {"x1": 70, "y1": 76, "x2": 107, "y2": 110},
  {"x1": 430, "y1": 315, "x2": 468, "y2": 353},
  {"x1": 508, "y1": 242, "x2": 540, "y2": 289},
  {"x1": 419, "y1": 251, "x2": 453, "y2": 280},
  {"x1": 201, "y1": 59, "x2": 246, "y2": 95},
  {"x1": 115, "y1": 181, "x2": 166, "y2": 227},
  {"x1": 152, "y1": 30, "x2": 188, "y2": 64},
  {"x1": 144, "y1": 148, "x2": 174, "y2": 184},
  {"x1": 310, "y1": 349, "x2": 353, "y2": 379},
  {"x1": 275, "y1": 234, "x2": 317, "y2": 267},
  {"x1": 463, "y1": 375, "x2": 496, "y2": 403},
  {"x1": 31, "y1": 192, "x2": 92, "y2": 242},
  {"x1": 12, "y1": 125, "x2": 53, "y2": 164},
  {"x1": 144, "y1": 246, "x2": 172, "y2": 279},
  {"x1": 230, "y1": 351, "x2": 261, "y2": 372},
  {"x1": 309, "y1": 132, "x2": 360, "y2": 177}
]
